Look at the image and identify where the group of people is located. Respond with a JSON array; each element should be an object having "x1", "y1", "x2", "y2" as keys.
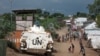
[
  {"x1": 56, "y1": 19, "x2": 86, "y2": 56},
  {"x1": 67, "y1": 26, "x2": 86, "y2": 56},
  {"x1": 57, "y1": 34, "x2": 68, "y2": 42},
  {"x1": 68, "y1": 38, "x2": 86, "y2": 56}
]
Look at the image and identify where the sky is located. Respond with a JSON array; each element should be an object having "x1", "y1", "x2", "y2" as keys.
[{"x1": 0, "y1": 0, "x2": 94, "y2": 15}]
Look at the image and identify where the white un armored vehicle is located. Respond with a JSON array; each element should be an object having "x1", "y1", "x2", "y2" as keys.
[{"x1": 19, "y1": 24, "x2": 54, "y2": 55}]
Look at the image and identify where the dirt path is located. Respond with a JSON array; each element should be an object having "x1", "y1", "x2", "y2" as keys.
[
  {"x1": 53, "y1": 40, "x2": 98, "y2": 56},
  {"x1": 55, "y1": 27, "x2": 68, "y2": 36},
  {"x1": 53, "y1": 27, "x2": 99, "y2": 56}
]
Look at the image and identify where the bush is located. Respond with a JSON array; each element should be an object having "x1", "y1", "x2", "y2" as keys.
[
  {"x1": 0, "y1": 18, "x2": 15, "y2": 39},
  {"x1": 96, "y1": 15, "x2": 100, "y2": 27}
]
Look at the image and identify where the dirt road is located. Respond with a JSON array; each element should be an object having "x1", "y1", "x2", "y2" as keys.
[
  {"x1": 56, "y1": 27, "x2": 68, "y2": 36},
  {"x1": 53, "y1": 40, "x2": 98, "y2": 56},
  {"x1": 53, "y1": 26, "x2": 99, "y2": 56}
]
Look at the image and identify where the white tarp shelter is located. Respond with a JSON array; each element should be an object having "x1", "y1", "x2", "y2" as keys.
[
  {"x1": 85, "y1": 22, "x2": 97, "y2": 30},
  {"x1": 75, "y1": 17, "x2": 87, "y2": 27},
  {"x1": 84, "y1": 22, "x2": 100, "y2": 49}
]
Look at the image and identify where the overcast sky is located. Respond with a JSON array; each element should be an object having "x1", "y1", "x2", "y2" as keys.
[{"x1": 0, "y1": 0, "x2": 94, "y2": 15}]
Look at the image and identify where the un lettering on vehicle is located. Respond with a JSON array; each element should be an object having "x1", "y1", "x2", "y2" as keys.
[{"x1": 32, "y1": 38, "x2": 42, "y2": 45}]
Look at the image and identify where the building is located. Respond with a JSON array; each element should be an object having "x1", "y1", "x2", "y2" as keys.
[
  {"x1": 13, "y1": 9, "x2": 36, "y2": 30},
  {"x1": 64, "y1": 19, "x2": 71, "y2": 25}
]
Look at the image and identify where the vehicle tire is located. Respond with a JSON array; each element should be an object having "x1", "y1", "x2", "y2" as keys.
[
  {"x1": 45, "y1": 43, "x2": 53, "y2": 56},
  {"x1": 18, "y1": 40, "x2": 27, "y2": 53}
]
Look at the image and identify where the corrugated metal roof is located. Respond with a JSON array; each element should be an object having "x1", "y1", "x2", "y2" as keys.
[{"x1": 13, "y1": 9, "x2": 36, "y2": 14}]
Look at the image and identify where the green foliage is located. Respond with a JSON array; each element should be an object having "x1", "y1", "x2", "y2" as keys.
[
  {"x1": 43, "y1": 11, "x2": 50, "y2": 17},
  {"x1": 87, "y1": 0, "x2": 100, "y2": 20},
  {"x1": 96, "y1": 14, "x2": 100, "y2": 27},
  {"x1": 88, "y1": 0, "x2": 100, "y2": 15},
  {"x1": 51, "y1": 13, "x2": 64, "y2": 17},
  {"x1": 76, "y1": 12, "x2": 88, "y2": 17},
  {"x1": 0, "y1": 19, "x2": 15, "y2": 39},
  {"x1": 0, "y1": 13, "x2": 16, "y2": 39},
  {"x1": 35, "y1": 9, "x2": 65, "y2": 18},
  {"x1": 88, "y1": 15, "x2": 96, "y2": 20},
  {"x1": 2, "y1": 13, "x2": 15, "y2": 21},
  {"x1": 35, "y1": 9, "x2": 42, "y2": 14},
  {"x1": 36, "y1": 17, "x2": 65, "y2": 32},
  {"x1": 35, "y1": 9, "x2": 43, "y2": 17}
]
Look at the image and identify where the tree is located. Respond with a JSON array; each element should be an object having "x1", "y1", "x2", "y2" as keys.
[
  {"x1": 76, "y1": 12, "x2": 88, "y2": 17},
  {"x1": 0, "y1": 13, "x2": 16, "y2": 39},
  {"x1": 2, "y1": 13, "x2": 15, "y2": 21},
  {"x1": 35, "y1": 9, "x2": 42, "y2": 14},
  {"x1": 88, "y1": 0, "x2": 100, "y2": 16},
  {"x1": 51, "y1": 13, "x2": 64, "y2": 17},
  {"x1": 35, "y1": 9, "x2": 42, "y2": 17},
  {"x1": 43, "y1": 11, "x2": 50, "y2": 17},
  {"x1": 88, "y1": 4, "x2": 95, "y2": 14},
  {"x1": 0, "y1": 19, "x2": 10, "y2": 39}
]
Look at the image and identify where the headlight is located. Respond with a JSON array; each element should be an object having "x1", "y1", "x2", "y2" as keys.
[
  {"x1": 47, "y1": 43, "x2": 53, "y2": 49},
  {"x1": 21, "y1": 40, "x2": 27, "y2": 48}
]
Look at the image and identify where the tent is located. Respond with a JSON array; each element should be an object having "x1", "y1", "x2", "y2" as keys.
[
  {"x1": 85, "y1": 22, "x2": 97, "y2": 30},
  {"x1": 85, "y1": 22, "x2": 100, "y2": 49},
  {"x1": 75, "y1": 17, "x2": 87, "y2": 27}
]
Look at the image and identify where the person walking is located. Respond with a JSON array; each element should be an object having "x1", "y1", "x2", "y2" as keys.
[
  {"x1": 68, "y1": 46, "x2": 71, "y2": 53},
  {"x1": 79, "y1": 43, "x2": 86, "y2": 56},
  {"x1": 68, "y1": 43, "x2": 75, "y2": 53},
  {"x1": 71, "y1": 43, "x2": 75, "y2": 53}
]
